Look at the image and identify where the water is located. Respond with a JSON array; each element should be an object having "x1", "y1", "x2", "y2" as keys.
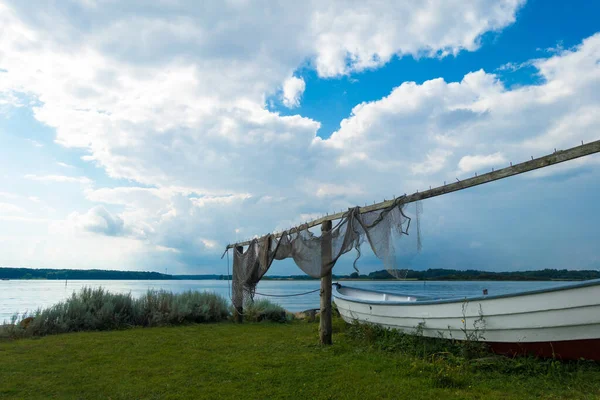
[{"x1": 0, "y1": 279, "x2": 571, "y2": 322}]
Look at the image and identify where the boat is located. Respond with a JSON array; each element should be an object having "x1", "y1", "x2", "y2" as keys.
[{"x1": 332, "y1": 280, "x2": 600, "y2": 361}]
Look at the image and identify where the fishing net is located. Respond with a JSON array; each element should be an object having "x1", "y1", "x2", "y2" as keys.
[
  {"x1": 232, "y1": 235, "x2": 275, "y2": 304},
  {"x1": 416, "y1": 200, "x2": 423, "y2": 253},
  {"x1": 232, "y1": 197, "x2": 422, "y2": 303}
]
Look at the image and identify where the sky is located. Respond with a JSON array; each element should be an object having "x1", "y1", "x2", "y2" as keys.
[{"x1": 0, "y1": 0, "x2": 599, "y2": 275}]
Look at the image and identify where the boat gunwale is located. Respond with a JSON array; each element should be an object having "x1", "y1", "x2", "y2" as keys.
[{"x1": 332, "y1": 279, "x2": 600, "y2": 306}]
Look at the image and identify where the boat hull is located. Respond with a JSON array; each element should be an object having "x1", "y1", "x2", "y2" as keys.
[
  {"x1": 487, "y1": 338, "x2": 600, "y2": 361},
  {"x1": 332, "y1": 281, "x2": 600, "y2": 361}
]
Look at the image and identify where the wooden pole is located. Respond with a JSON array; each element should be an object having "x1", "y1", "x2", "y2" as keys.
[
  {"x1": 320, "y1": 220, "x2": 333, "y2": 345},
  {"x1": 232, "y1": 245, "x2": 244, "y2": 323},
  {"x1": 227, "y1": 139, "x2": 600, "y2": 249}
]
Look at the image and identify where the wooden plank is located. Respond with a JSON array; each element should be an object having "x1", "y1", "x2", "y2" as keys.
[
  {"x1": 320, "y1": 220, "x2": 333, "y2": 345},
  {"x1": 227, "y1": 140, "x2": 600, "y2": 249}
]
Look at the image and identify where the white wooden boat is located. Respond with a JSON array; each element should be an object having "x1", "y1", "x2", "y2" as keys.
[{"x1": 332, "y1": 280, "x2": 600, "y2": 360}]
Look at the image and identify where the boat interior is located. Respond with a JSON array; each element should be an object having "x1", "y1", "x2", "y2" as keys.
[{"x1": 336, "y1": 285, "x2": 418, "y2": 302}]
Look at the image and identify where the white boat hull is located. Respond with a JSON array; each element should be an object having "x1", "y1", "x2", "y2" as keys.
[{"x1": 332, "y1": 280, "x2": 600, "y2": 360}]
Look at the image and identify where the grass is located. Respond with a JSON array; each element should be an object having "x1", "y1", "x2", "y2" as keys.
[{"x1": 1, "y1": 319, "x2": 600, "y2": 399}]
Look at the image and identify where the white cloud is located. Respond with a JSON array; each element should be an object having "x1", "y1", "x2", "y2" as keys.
[
  {"x1": 0, "y1": 0, "x2": 525, "y2": 198},
  {"x1": 458, "y1": 152, "x2": 507, "y2": 173},
  {"x1": 323, "y1": 34, "x2": 600, "y2": 194},
  {"x1": 2, "y1": 1, "x2": 600, "y2": 272},
  {"x1": 57, "y1": 162, "x2": 74, "y2": 168},
  {"x1": 282, "y1": 76, "x2": 306, "y2": 108},
  {"x1": 411, "y1": 149, "x2": 453, "y2": 175},
  {"x1": 68, "y1": 206, "x2": 127, "y2": 237},
  {"x1": 24, "y1": 174, "x2": 93, "y2": 185},
  {"x1": 311, "y1": 0, "x2": 525, "y2": 77}
]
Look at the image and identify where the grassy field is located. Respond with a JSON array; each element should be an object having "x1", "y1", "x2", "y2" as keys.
[{"x1": 1, "y1": 320, "x2": 600, "y2": 399}]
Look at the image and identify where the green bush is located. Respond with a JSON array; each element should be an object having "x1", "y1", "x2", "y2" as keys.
[
  {"x1": 2, "y1": 287, "x2": 230, "y2": 338},
  {"x1": 242, "y1": 298, "x2": 289, "y2": 323},
  {"x1": 134, "y1": 289, "x2": 229, "y2": 326}
]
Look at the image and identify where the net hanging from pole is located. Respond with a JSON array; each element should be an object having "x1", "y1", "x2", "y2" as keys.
[{"x1": 232, "y1": 197, "x2": 422, "y2": 303}]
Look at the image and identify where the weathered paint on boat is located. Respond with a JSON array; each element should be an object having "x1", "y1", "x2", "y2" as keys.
[{"x1": 332, "y1": 280, "x2": 600, "y2": 360}]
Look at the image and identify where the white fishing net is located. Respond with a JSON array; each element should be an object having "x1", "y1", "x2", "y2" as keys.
[{"x1": 232, "y1": 198, "x2": 422, "y2": 302}]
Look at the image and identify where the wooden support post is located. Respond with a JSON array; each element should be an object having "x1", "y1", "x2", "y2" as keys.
[
  {"x1": 320, "y1": 220, "x2": 333, "y2": 345},
  {"x1": 232, "y1": 245, "x2": 244, "y2": 323}
]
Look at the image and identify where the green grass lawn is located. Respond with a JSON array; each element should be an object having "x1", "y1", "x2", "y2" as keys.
[{"x1": 1, "y1": 321, "x2": 599, "y2": 399}]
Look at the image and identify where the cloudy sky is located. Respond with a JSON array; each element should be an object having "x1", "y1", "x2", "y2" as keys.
[{"x1": 1, "y1": 0, "x2": 599, "y2": 275}]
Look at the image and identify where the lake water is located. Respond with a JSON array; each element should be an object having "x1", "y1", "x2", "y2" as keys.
[{"x1": 0, "y1": 279, "x2": 571, "y2": 322}]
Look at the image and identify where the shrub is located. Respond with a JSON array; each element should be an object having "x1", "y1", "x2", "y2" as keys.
[
  {"x1": 243, "y1": 298, "x2": 289, "y2": 323},
  {"x1": 3, "y1": 287, "x2": 230, "y2": 338}
]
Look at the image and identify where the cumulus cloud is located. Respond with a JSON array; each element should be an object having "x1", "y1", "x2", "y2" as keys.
[
  {"x1": 311, "y1": 0, "x2": 525, "y2": 76},
  {"x1": 0, "y1": 0, "x2": 526, "y2": 196},
  {"x1": 458, "y1": 152, "x2": 507, "y2": 173},
  {"x1": 323, "y1": 34, "x2": 600, "y2": 194},
  {"x1": 2, "y1": 1, "x2": 600, "y2": 272},
  {"x1": 282, "y1": 76, "x2": 306, "y2": 108},
  {"x1": 69, "y1": 206, "x2": 127, "y2": 237}
]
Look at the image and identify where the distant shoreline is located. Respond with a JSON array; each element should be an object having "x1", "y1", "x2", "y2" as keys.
[{"x1": 1, "y1": 267, "x2": 599, "y2": 282}]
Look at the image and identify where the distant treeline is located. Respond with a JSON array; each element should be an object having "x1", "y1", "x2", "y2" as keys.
[
  {"x1": 1, "y1": 267, "x2": 599, "y2": 281},
  {"x1": 337, "y1": 268, "x2": 600, "y2": 281},
  {"x1": 0, "y1": 268, "x2": 227, "y2": 281}
]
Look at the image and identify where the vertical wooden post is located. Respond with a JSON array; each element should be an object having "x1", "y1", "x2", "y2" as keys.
[
  {"x1": 320, "y1": 220, "x2": 333, "y2": 345},
  {"x1": 232, "y1": 245, "x2": 244, "y2": 323}
]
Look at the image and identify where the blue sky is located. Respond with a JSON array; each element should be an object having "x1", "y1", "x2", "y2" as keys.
[
  {"x1": 0, "y1": 0, "x2": 599, "y2": 275},
  {"x1": 277, "y1": 0, "x2": 600, "y2": 139}
]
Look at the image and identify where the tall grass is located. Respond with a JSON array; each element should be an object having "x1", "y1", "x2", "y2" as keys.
[
  {"x1": 344, "y1": 321, "x2": 600, "y2": 389},
  {"x1": 1, "y1": 287, "x2": 230, "y2": 338}
]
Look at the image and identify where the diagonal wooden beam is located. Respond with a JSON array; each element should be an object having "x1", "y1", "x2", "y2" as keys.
[{"x1": 227, "y1": 140, "x2": 600, "y2": 249}]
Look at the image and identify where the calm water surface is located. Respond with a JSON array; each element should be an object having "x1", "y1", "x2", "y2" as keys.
[{"x1": 0, "y1": 279, "x2": 570, "y2": 322}]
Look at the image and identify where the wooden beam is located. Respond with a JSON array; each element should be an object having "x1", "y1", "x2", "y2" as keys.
[
  {"x1": 320, "y1": 220, "x2": 333, "y2": 345},
  {"x1": 227, "y1": 140, "x2": 600, "y2": 249},
  {"x1": 232, "y1": 245, "x2": 244, "y2": 323}
]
